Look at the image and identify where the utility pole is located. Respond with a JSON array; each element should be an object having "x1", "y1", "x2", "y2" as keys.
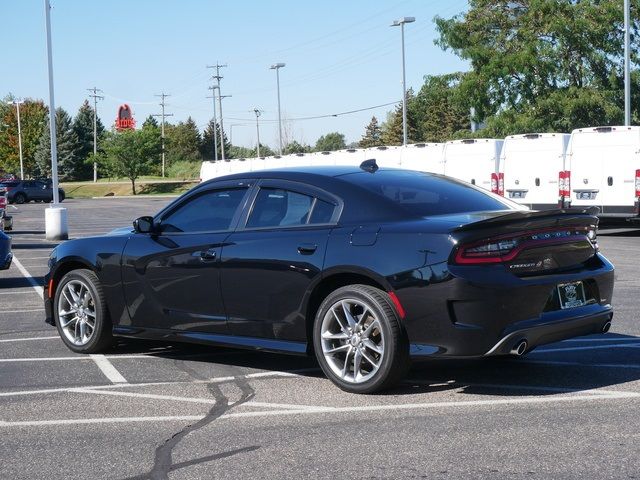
[
  {"x1": 270, "y1": 63, "x2": 286, "y2": 155},
  {"x1": 87, "y1": 87, "x2": 103, "y2": 182},
  {"x1": 12, "y1": 100, "x2": 25, "y2": 179},
  {"x1": 207, "y1": 63, "x2": 228, "y2": 160},
  {"x1": 391, "y1": 17, "x2": 415, "y2": 146},
  {"x1": 624, "y1": 0, "x2": 631, "y2": 126},
  {"x1": 152, "y1": 93, "x2": 173, "y2": 177},
  {"x1": 253, "y1": 109, "x2": 262, "y2": 157}
]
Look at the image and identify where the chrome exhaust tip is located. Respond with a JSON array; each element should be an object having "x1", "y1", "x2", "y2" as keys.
[
  {"x1": 602, "y1": 321, "x2": 611, "y2": 333},
  {"x1": 510, "y1": 340, "x2": 528, "y2": 356}
]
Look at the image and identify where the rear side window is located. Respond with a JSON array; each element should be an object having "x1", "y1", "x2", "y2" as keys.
[
  {"x1": 246, "y1": 188, "x2": 337, "y2": 228},
  {"x1": 160, "y1": 187, "x2": 248, "y2": 232},
  {"x1": 341, "y1": 170, "x2": 519, "y2": 216}
]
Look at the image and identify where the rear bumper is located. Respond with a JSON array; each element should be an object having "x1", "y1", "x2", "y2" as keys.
[
  {"x1": 483, "y1": 304, "x2": 612, "y2": 356},
  {"x1": 401, "y1": 253, "x2": 615, "y2": 358}
]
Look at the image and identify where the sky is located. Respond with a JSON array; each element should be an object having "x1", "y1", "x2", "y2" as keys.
[{"x1": 0, "y1": 0, "x2": 469, "y2": 150}]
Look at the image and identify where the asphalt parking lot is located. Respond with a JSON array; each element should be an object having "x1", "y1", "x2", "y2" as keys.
[{"x1": 1, "y1": 198, "x2": 639, "y2": 480}]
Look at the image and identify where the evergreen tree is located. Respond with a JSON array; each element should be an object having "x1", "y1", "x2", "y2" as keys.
[
  {"x1": 380, "y1": 90, "x2": 420, "y2": 145},
  {"x1": 73, "y1": 100, "x2": 105, "y2": 179},
  {"x1": 142, "y1": 115, "x2": 159, "y2": 129},
  {"x1": 165, "y1": 116, "x2": 202, "y2": 164},
  {"x1": 201, "y1": 118, "x2": 232, "y2": 160},
  {"x1": 34, "y1": 107, "x2": 81, "y2": 179},
  {"x1": 283, "y1": 140, "x2": 311, "y2": 154},
  {"x1": 358, "y1": 116, "x2": 383, "y2": 148}
]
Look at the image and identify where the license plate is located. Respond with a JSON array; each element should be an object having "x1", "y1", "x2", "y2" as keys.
[
  {"x1": 508, "y1": 191, "x2": 526, "y2": 199},
  {"x1": 557, "y1": 281, "x2": 586, "y2": 309},
  {"x1": 577, "y1": 191, "x2": 597, "y2": 200}
]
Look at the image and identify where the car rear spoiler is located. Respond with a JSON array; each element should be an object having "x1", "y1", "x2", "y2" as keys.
[{"x1": 453, "y1": 207, "x2": 600, "y2": 233}]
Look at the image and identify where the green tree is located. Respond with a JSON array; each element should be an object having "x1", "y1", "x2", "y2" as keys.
[
  {"x1": 314, "y1": 132, "x2": 346, "y2": 152},
  {"x1": 283, "y1": 140, "x2": 311, "y2": 154},
  {"x1": 73, "y1": 100, "x2": 105, "y2": 179},
  {"x1": 142, "y1": 115, "x2": 159, "y2": 129},
  {"x1": 165, "y1": 117, "x2": 202, "y2": 164},
  {"x1": 435, "y1": 0, "x2": 640, "y2": 130},
  {"x1": 34, "y1": 107, "x2": 81, "y2": 179},
  {"x1": 358, "y1": 116, "x2": 383, "y2": 148},
  {"x1": 413, "y1": 73, "x2": 471, "y2": 142},
  {"x1": 102, "y1": 128, "x2": 161, "y2": 194},
  {"x1": 0, "y1": 97, "x2": 48, "y2": 177},
  {"x1": 201, "y1": 118, "x2": 231, "y2": 160},
  {"x1": 380, "y1": 90, "x2": 420, "y2": 145}
]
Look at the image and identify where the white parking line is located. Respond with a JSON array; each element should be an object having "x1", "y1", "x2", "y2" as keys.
[
  {"x1": 0, "y1": 336, "x2": 59, "y2": 343},
  {"x1": 1, "y1": 390, "x2": 638, "y2": 428},
  {"x1": 0, "y1": 309, "x2": 45, "y2": 314},
  {"x1": 11, "y1": 256, "x2": 44, "y2": 299},
  {"x1": 89, "y1": 355, "x2": 128, "y2": 384}
]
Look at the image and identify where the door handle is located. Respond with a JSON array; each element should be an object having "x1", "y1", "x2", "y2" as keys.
[
  {"x1": 200, "y1": 248, "x2": 217, "y2": 261},
  {"x1": 297, "y1": 243, "x2": 317, "y2": 255}
]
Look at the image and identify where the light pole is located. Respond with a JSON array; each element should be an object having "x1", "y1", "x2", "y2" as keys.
[
  {"x1": 44, "y1": 0, "x2": 68, "y2": 240},
  {"x1": 270, "y1": 63, "x2": 286, "y2": 155},
  {"x1": 391, "y1": 16, "x2": 415, "y2": 146},
  {"x1": 624, "y1": 0, "x2": 631, "y2": 126},
  {"x1": 12, "y1": 100, "x2": 24, "y2": 179},
  {"x1": 253, "y1": 109, "x2": 262, "y2": 157}
]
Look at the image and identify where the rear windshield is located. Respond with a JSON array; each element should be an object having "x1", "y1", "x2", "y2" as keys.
[{"x1": 340, "y1": 170, "x2": 519, "y2": 216}]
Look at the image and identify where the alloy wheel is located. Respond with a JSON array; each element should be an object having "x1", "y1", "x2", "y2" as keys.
[
  {"x1": 58, "y1": 279, "x2": 97, "y2": 346},
  {"x1": 320, "y1": 298, "x2": 385, "y2": 384}
]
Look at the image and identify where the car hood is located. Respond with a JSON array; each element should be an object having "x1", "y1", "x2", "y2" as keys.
[{"x1": 108, "y1": 226, "x2": 134, "y2": 235}]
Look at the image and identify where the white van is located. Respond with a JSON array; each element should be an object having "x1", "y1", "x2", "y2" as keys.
[
  {"x1": 500, "y1": 133, "x2": 570, "y2": 209},
  {"x1": 400, "y1": 143, "x2": 444, "y2": 173},
  {"x1": 442, "y1": 139, "x2": 503, "y2": 191},
  {"x1": 565, "y1": 126, "x2": 640, "y2": 220}
]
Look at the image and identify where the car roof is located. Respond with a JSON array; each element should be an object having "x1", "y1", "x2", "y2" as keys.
[{"x1": 207, "y1": 165, "x2": 367, "y2": 181}]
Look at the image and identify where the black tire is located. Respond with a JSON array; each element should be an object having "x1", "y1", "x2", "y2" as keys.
[
  {"x1": 59, "y1": 192, "x2": 65, "y2": 202},
  {"x1": 54, "y1": 269, "x2": 113, "y2": 353},
  {"x1": 14, "y1": 193, "x2": 26, "y2": 204},
  {"x1": 313, "y1": 284, "x2": 410, "y2": 394}
]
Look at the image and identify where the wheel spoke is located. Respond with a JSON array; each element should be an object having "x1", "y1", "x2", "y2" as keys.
[
  {"x1": 84, "y1": 309, "x2": 96, "y2": 318},
  {"x1": 321, "y1": 331, "x2": 349, "y2": 340},
  {"x1": 362, "y1": 319, "x2": 380, "y2": 338},
  {"x1": 353, "y1": 348, "x2": 363, "y2": 380},
  {"x1": 79, "y1": 321, "x2": 87, "y2": 342},
  {"x1": 341, "y1": 301, "x2": 357, "y2": 329},
  {"x1": 60, "y1": 315, "x2": 78, "y2": 329},
  {"x1": 363, "y1": 338, "x2": 383, "y2": 355},
  {"x1": 67, "y1": 284, "x2": 80, "y2": 303},
  {"x1": 361, "y1": 349, "x2": 379, "y2": 368},
  {"x1": 356, "y1": 308, "x2": 370, "y2": 328},
  {"x1": 325, "y1": 344, "x2": 350, "y2": 355},
  {"x1": 62, "y1": 289, "x2": 74, "y2": 308},
  {"x1": 341, "y1": 346, "x2": 353, "y2": 378},
  {"x1": 331, "y1": 308, "x2": 348, "y2": 332},
  {"x1": 74, "y1": 319, "x2": 81, "y2": 342},
  {"x1": 59, "y1": 308, "x2": 76, "y2": 317}
]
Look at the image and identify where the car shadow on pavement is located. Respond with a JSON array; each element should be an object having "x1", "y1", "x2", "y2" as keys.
[{"x1": 105, "y1": 334, "x2": 640, "y2": 397}]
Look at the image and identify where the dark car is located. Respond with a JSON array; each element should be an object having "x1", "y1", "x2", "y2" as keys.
[
  {"x1": 43, "y1": 164, "x2": 614, "y2": 393},
  {"x1": 0, "y1": 179, "x2": 65, "y2": 204},
  {"x1": 0, "y1": 230, "x2": 12, "y2": 270}
]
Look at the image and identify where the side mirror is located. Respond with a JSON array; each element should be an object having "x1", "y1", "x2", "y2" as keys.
[{"x1": 133, "y1": 216, "x2": 155, "y2": 234}]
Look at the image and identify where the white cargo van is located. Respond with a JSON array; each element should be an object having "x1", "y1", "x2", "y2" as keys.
[
  {"x1": 400, "y1": 143, "x2": 444, "y2": 173},
  {"x1": 362, "y1": 146, "x2": 403, "y2": 168},
  {"x1": 565, "y1": 126, "x2": 640, "y2": 220},
  {"x1": 442, "y1": 139, "x2": 503, "y2": 191},
  {"x1": 500, "y1": 133, "x2": 570, "y2": 209}
]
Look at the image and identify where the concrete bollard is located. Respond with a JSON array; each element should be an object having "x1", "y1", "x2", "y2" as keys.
[{"x1": 45, "y1": 206, "x2": 68, "y2": 241}]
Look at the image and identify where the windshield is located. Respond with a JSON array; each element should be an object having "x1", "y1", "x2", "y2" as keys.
[{"x1": 340, "y1": 170, "x2": 523, "y2": 217}]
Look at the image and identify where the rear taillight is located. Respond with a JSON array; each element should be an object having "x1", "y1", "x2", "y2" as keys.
[
  {"x1": 491, "y1": 172, "x2": 504, "y2": 196},
  {"x1": 559, "y1": 170, "x2": 571, "y2": 197},
  {"x1": 635, "y1": 169, "x2": 640, "y2": 198},
  {"x1": 453, "y1": 226, "x2": 594, "y2": 265}
]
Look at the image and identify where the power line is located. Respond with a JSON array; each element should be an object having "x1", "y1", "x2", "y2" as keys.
[
  {"x1": 87, "y1": 87, "x2": 104, "y2": 182},
  {"x1": 152, "y1": 93, "x2": 174, "y2": 178}
]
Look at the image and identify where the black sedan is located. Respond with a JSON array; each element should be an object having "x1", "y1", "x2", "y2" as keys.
[{"x1": 44, "y1": 164, "x2": 614, "y2": 393}]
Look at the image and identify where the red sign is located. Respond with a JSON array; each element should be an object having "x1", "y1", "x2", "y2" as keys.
[{"x1": 115, "y1": 104, "x2": 136, "y2": 130}]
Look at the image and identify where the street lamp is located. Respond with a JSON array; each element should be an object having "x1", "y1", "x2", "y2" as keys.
[
  {"x1": 270, "y1": 63, "x2": 286, "y2": 155},
  {"x1": 12, "y1": 100, "x2": 25, "y2": 179},
  {"x1": 43, "y1": 0, "x2": 68, "y2": 240},
  {"x1": 391, "y1": 16, "x2": 415, "y2": 146},
  {"x1": 253, "y1": 109, "x2": 262, "y2": 158}
]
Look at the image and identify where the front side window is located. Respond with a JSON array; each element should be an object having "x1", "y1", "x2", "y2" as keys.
[{"x1": 160, "y1": 187, "x2": 248, "y2": 233}]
